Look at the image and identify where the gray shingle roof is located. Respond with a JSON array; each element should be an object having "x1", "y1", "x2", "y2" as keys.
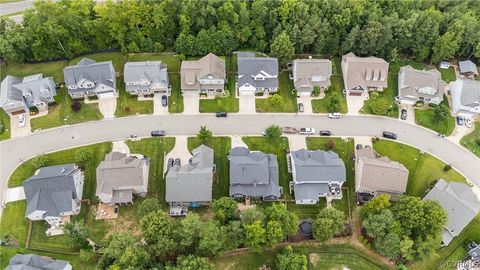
[
  {"x1": 0, "y1": 74, "x2": 56, "y2": 109},
  {"x1": 341, "y1": 52, "x2": 389, "y2": 91},
  {"x1": 6, "y1": 254, "x2": 71, "y2": 270},
  {"x1": 166, "y1": 145, "x2": 214, "y2": 203},
  {"x1": 23, "y1": 164, "x2": 80, "y2": 220},
  {"x1": 238, "y1": 54, "x2": 279, "y2": 89},
  {"x1": 124, "y1": 61, "x2": 169, "y2": 91},
  {"x1": 398, "y1": 66, "x2": 445, "y2": 104},
  {"x1": 63, "y1": 58, "x2": 116, "y2": 94},
  {"x1": 451, "y1": 79, "x2": 480, "y2": 114},
  {"x1": 459, "y1": 60, "x2": 479, "y2": 75},
  {"x1": 423, "y1": 179, "x2": 480, "y2": 246},
  {"x1": 292, "y1": 59, "x2": 332, "y2": 91},
  {"x1": 229, "y1": 147, "x2": 280, "y2": 200},
  {"x1": 180, "y1": 53, "x2": 225, "y2": 90}
]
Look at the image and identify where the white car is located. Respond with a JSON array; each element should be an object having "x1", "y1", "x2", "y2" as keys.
[
  {"x1": 18, "y1": 114, "x2": 26, "y2": 127},
  {"x1": 299, "y1": 127, "x2": 315, "y2": 135},
  {"x1": 465, "y1": 118, "x2": 473, "y2": 128},
  {"x1": 328, "y1": 112, "x2": 342, "y2": 119}
]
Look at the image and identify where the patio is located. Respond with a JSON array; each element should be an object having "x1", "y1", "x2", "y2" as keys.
[{"x1": 95, "y1": 203, "x2": 119, "y2": 220}]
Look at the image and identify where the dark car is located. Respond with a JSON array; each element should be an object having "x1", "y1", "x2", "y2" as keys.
[
  {"x1": 401, "y1": 109, "x2": 407, "y2": 120},
  {"x1": 298, "y1": 103, "x2": 304, "y2": 113},
  {"x1": 456, "y1": 116, "x2": 464, "y2": 126},
  {"x1": 216, "y1": 111, "x2": 227, "y2": 117},
  {"x1": 382, "y1": 131, "x2": 397, "y2": 140},
  {"x1": 167, "y1": 158, "x2": 174, "y2": 170},
  {"x1": 162, "y1": 95, "x2": 168, "y2": 107},
  {"x1": 319, "y1": 130, "x2": 332, "y2": 136},
  {"x1": 174, "y1": 158, "x2": 181, "y2": 166},
  {"x1": 356, "y1": 144, "x2": 363, "y2": 150},
  {"x1": 151, "y1": 130, "x2": 166, "y2": 137}
]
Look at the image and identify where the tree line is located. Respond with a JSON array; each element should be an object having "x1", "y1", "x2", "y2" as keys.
[{"x1": 1, "y1": 0, "x2": 480, "y2": 64}]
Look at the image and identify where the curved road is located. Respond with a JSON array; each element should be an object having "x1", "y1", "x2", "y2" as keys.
[{"x1": 1, "y1": 114, "x2": 479, "y2": 210}]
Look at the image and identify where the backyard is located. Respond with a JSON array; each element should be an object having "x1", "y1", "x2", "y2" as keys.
[
  {"x1": 256, "y1": 71, "x2": 298, "y2": 113},
  {"x1": 187, "y1": 137, "x2": 231, "y2": 199},
  {"x1": 5, "y1": 60, "x2": 67, "y2": 83},
  {"x1": 439, "y1": 66, "x2": 457, "y2": 83},
  {"x1": 460, "y1": 122, "x2": 480, "y2": 158},
  {"x1": 311, "y1": 75, "x2": 348, "y2": 114}
]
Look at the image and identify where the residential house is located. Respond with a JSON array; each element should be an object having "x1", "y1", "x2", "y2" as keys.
[
  {"x1": 290, "y1": 149, "x2": 346, "y2": 204},
  {"x1": 96, "y1": 152, "x2": 149, "y2": 204},
  {"x1": 166, "y1": 145, "x2": 214, "y2": 216},
  {"x1": 355, "y1": 146, "x2": 409, "y2": 201},
  {"x1": 180, "y1": 53, "x2": 225, "y2": 96},
  {"x1": 63, "y1": 58, "x2": 116, "y2": 99},
  {"x1": 6, "y1": 254, "x2": 72, "y2": 270},
  {"x1": 459, "y1": 242, "x2": 480, "y2": 270},
  {"x1": 124, "y1": 61, "x2": 169, "y2": 96},
  {"x1": 0, "y1": 74, "x2": 56, "y2": 116},
  {"x1": 423, "y1": 179, "x2": 480, "y2": 246},
  {"x1": 451, "y1": 79, "x2": 480, "y2": 116},
  {"x1": 229, "y1": 146, "x2": 281, "y2": 200},
  {"x1": 23, "y1": 164, "x2": 84, "y2": 234},
  {"x1": 237, "y1": 52, "x2": 279, "y2": 95},
  {"x1": 468, "y1": 242, "x2": 480, "y2": 263},
  {"x1": 292, "y1": 59, "x2": 332, "y2": 96},
  {"x1": 341, "y1": 52, "x2": 389, "y2": 95},
  {"x1": 398, "y1": 66, "x2": 445, "y2": 105},
  {"x1": 459, "y1": 60, "x2": 479, "y2": 77},
  {"x1": 439, "y1": 60, "x2": 451, "y2": 69}
]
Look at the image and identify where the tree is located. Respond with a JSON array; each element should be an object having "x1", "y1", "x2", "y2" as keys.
[
  {"x1": 264, "y1": 203, "x2": 299, "y2": 238},
  {"x1": 178, "y1": 213, "x2": 202, "y2": 251},
  {"x1": 316, "y1": 207, "x2": 345, "y2": 234},
  {"x1": 171, "y1": 255, "x2": 215, "y2": 270},
  {"x1": 270, "y1": 31, "x2": 294, "y2": 67},
  {"x1": 244, "y1": 220, "x2": 265, "y2": 252},
  {"x1": 75, "y1": 148, "x2": 94, "y2": 163},
  {"x1": 223, "y1": 220, "x2": 245, "y2": 250},
  {"x1": 433, "y1": 104, "x2": 449, "y2": 123},
  {"x1": 240, "y1": 207, "x2": 264, "y2": 226},
  {"x1": 197, "y1": 126, "x2": 212, "y2": 143},
  {"x1": 264, "y1": 125, "x2": 282, "y2": 141},
  {"x1": 266, "y1": 220, "x2": 284, "y2": 246},
  {"x1": 326, "y1": 92, "x2": 341, "y2": 113},
  {"x1": 79, "y1": 249, "x2": 96, "y2": 263},
  {"x1": 270, "y1": 94, "x2": 285, "y2": 108},
  {"x1": 31, "y1": 154, "x2": 49, "y2": 169},
  {"x1": 71, "y1": 101, "x2": 81, "y2": 112},
  {"x1": 62, "y1": 222, "x2": 89, "y2": 249},
  {"x1": 198, "y1": 220, "x2": 224, "y2": 256},
  {"x1": 363, "y1": 210, "x2": 401, "y2": 239},
  {"x1": 100, "y1": 232, "x2": 149, "y2": 269},
  {"x1": 431, "y1": 31, "x2": 459, "y2": 64},
  {"x1": 276, "y1": 246, "x2": 307, "y2": 270},
  {"x1": 212, "y1": 197, "x2": 237, "y2": 224},
  {"x1": 374, "y1": 232, "x2": 401, "y2": 258},
  {"x1": 140, "y1": 210, "x2": 178, "y2": 257},
  {"x1": 118, "y1": 245, "x2": 150, "y2": 270},
  {"x1": 360, "y1": 194, "x2": 391, "y2": 219},
  {"x1": 136, "y1": 198, "x2": 160, "y2": 219},
  {"x1": 371, "y1": 98, "x2": 390, "y2": 115},
  {"x1": 313, "y1": 207, "x2": 345, "y2": 241}
]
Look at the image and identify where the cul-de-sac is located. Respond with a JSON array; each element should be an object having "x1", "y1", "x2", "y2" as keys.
[{"x1": 1, "y1": 0, "x2": 480, "y2": 269}]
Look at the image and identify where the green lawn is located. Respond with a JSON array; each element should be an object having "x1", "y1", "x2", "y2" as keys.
[
  {"x1": 29, "y1": 222, "x2": 75, "y2": 253},
  {"x1": 312, "y1": 75, "x2": 348, "y2": 113},
  {"x1": 460, "y1": 122, "x2": 480, "y2": 158},
  {"x1": 286, "y1": 202, "x2": 325, "y2": 220},
  {"x1": 127, "y1": 52, "x2": 181, "y2": 72},
  {"x1": 31, "y1": 88, "x2": 102, "y2": 130},
  {"x1": 0, "y1": 201, "x2": 28, "y2": 247},
  {"x1": 6, "y1": 60, "x2": 67, "y2": 83},
  {"x1": 199, "y1": 75, "x2": 239, "y2": 113},
  {"x1": 372, "y1": 139, "x2": 466, "y2": 197},
  {"x1": 439, "y1": 66, "x2": 457, "y2": 83},
  {"x1": 415, "y1": 102, "x2": 455, "y2": 136},
  {"x1": 115, "y1": 79, "x2": 153, "y2": 116},
  {"x1": 256, "y1": 71, "x2": 298, "y2": 113},
  {"x1": 0, "y1": 109, "x2": 11, "y2": 141},
  {"x1": 69, "y1": 52, "x2": 126, "y2": 73},
  {"x1": 125, "y1": 137, "x2": 175, "y2": 201},
  {"x1": 187, "y1": 137, "x2": 231, "y2": 199},
  {"x1": 242, "y1": 137, "x2": 292, "y2": 199},
  {"x1": 168, "y1": 73, "x2": 184, "y2": 113},
  {"x1": 331, "y1": 56, "x2": 342, "y2": 75}
]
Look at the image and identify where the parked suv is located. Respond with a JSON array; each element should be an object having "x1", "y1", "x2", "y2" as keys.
[
  {"x1": 151, "y1": 130, "x2": 166, "y2": 137},
  {"x1": 328, "y1": 113, "x2": 342, "y2": 119},
  {"x1": 319, "y1": 130, "x2": 332, "y2": 136},
  {"x1": 299, "y1": 127, "x2": 315, "y2": 135},
  {"x1": 216, "y1": 112, "x2": 227, "y2": 117},
  {"x1": 298, "y1": 103, "x2": 304, "y2": 113},
  {"x1": 382, "y1": 131, "x2": 397, "y2": 140},
  {"x1": 162, "y1": 95, "x2": 168, "y2": 107}
]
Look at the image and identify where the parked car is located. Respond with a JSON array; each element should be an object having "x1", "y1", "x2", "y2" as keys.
[
  {"x1": 382, "y1": 131, "x2": 397, "y2": 140},
  {"x1": 456, "y1": 116, "x2": 464, "y2": 126},
  {"x1": 18, "y1": 114, "x2": 26, "y2": 127},
  {"x1": 356, "y1": 144, "x2": 363, "y2": 150},
  {"x1": 174, "y1": 158, "x2": 181, "y2": 166},
  {"x1": 298, "y1": 103, "x2": 304, "y2": 113},
  {"x1": 328, "y1": 113, "x2": 342, "y2": 119},
  {"x1": 299, "y1": 127, "x2": 315, "y2": 135},
  {"x1": 319, "y1": 130, "x2": 332, "y2": 136},
  {"x1": 162, "y1": 95, "x2": 168, "y2": 107},
  {"x1": 465, "y1": 118, "x2": 473, "y2": 128},
  {"x1": 167, "y1": 158, "x2": 174, "y2": 170},
  {"x1": 216, "y1": 111, "x2": 227, "y2": 117},
  {"x1": 401, "y1": 109, "x2": 407, "y2": 120},
  {"x1": 282, "y1": 127, "x2": 298, "y2": 134},
  {"x1": 151, "y1": 130, "x2": 166, "y2": 137}
]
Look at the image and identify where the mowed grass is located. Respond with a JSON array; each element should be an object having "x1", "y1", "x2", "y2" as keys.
[
  {"x1": 415, "y1": 101, "x2": 455, "y2": 136},
  {"x1": 69, "y1": 52, "x2": 126, "y2": 73},
  {"x1": 439, "y1": 66, "x2": 457, "y2": 83},
  {"x1": 115, "y1": 80, "x2": 153, "y2": 116},
  {"x1": 256, "y1": 71, "x2": 298, "y2": 113},
  {"x1": 29, "y1": 221, "x2": 75, "y2": 252},
  {"x1": 312, "y1": 75, "x2": 348, "y2": 114},
  {"x1": 6, "y1": 60, "x2": 67, "y2": 82},
  {"x1": 127, "y1": 52, "x2": 181, "y2": 72},
  {"x1": 31, "y1": 88, "x2": 102, "y2": 130},
  {"x1": 460, "y1": 122, "x2": 480, "y2": 158},
  {"x1": 372, "y1": 139, "x2": 466, "y2": 197},
  {"x1": 0, "y1": 109, "x2": 11, "y2": 140},
  {"x1": 126, "y1": 137, "x2": 175, "y2": 202},
  {"x1": 188, "y1": 137, "x2": 231, "y2": 199},
  {"x1": 168, "y1": 73, "x2": 184, "y2": 113},
  {"x1": 199, "y1": 75, "x2": 239, "y2": 113},
  {"x1": 0, "y1": 201, "x2": 28, "y2": 247},
  {"x1": 242, "y1": 136, "x2": 292, "y2": 199}
]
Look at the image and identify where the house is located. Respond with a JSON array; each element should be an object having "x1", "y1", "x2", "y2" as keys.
[
  {"x1": 459, "y1": 242, "x2": 480, "y2": 270},
  {"x1": 63, "y1": 58, "x2": 116, "y2": 99},
  {"x1": 341, "y1": 52, "x2": 389, "y2": 95},
  {"x1": 96, "y1": 152, "x2": 149, "y2": 204},
  {"x1": 0, "y1": 74, "x2": 56, "y2": 116},
  {"x1": 180, "y1": 53, "x2": 225, "y2": 96},
  {"x1": 229, "y1": 146, "x2": 281, "y2": 200},
  {"x1": 451, "y1": 79, "x2": 480, "y2": 116},
  {"x1": 398, "y1": 66, "x2": 445, "y2": 105},
  {"x1": 237, "y1": 52, "x2": 279, "y2": 95},
  {"x1": 468, "y1": 242, "x2": 480, "y2": 263},
  {"x1": 166, "y1": 145, "x2": 214, "y2": 216},
  {"x1": 439, "y1": 60, "x2": 451, "y2": 69},
  {"x1": 423, "y1": 179, "x2": 480, "y2": 246},
  {"x1": 124, "y1": 61, "x2": 169, "y2": 96},
  {"x1": 292, "y1": 59, "x2": 332, "y2": 96},
  {"x1": 290, "y1": 149, "x2": 346, "y2": 204},
  {"x1": 23, "y1": 164, "x2": 84, "y2": 234},
  {"x1": 459, "y1": 60, "x2": 479, "y2": 77},
  {"x1": 6, "y1": 254, "x2": 72, "y2": 270},
  {"x1": 355, "y1": 146, "x2": 409, "y2": 200}
]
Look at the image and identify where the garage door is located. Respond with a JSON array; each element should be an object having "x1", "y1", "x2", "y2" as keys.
[{"x1": 97, "y1": 91, "x2": 115, "y2": 98}]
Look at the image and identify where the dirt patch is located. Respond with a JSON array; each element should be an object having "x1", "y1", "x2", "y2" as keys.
[{"x1": 309, "y1": 253, "x2": 320, "y2": 266}]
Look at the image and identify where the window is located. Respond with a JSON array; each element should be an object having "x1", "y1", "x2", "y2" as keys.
[
  {"x1": 70, "y1": 85, "x2": 77, "y2": 90},
  {"x1": 24, "y1": 93, "x2": 32, "y2": 98},
  {"x1": 40, "y1": 88, "x2": 49, "y2": 94}
]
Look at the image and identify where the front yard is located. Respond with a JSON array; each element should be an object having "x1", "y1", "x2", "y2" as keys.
[
  {"x1": 415, "y1": 104, "x2": 455, "y2": 136},
  {"x1": 114, "y1": 81, "x2": 153, "y2": 116},
  {"x1": 256, "y1": 71, "x2": 298, "y2": 113},
  {"x1": 200, "y1": 74, "x2": 239, "y2": 113},
  {"x1": 311, "y1": 75, "x2": 348, "y2": 114},
  {"x1": 0, "y1": 109, "x2": 11, "y2": 141},
  {"x1": 460, "y1": 122, "x2": 480, "y2": 158}
]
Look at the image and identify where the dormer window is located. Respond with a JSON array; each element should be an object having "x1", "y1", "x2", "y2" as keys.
[
  {"x1": 40, "y1": 88, "x2": 50, "y2": 94},
  {"x1": 254, "y1": 74, "x2": 265, "y2": 80},
  {"x1": 208, "y1": 75, "x2": 213, "y2": 79},
  {"x1": 85, "y1": 83, "x2": 94, "y2": 88},
  {"x1": 70, "y1": 85, "x2": 77, "y2": 90},
  {"x1": 24, "y1": 92, "x2": 32, "y2": 98}
]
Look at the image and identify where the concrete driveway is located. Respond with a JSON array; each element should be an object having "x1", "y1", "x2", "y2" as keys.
[
  {"x1": 183, "y1": 93, "x2": 199, "y2": 114},
  {"x1": 399, "y1": 104, "x2": 415, "y2": 124},
  {"x1": 4, "y1": 187, "x2": 25, "y2": 204},
  {"x1": 164, "y1": 136, "x2": 191, "y2": 174},
  {"x1": 448, "y1": 123, "x2": 475, "y2": 145},
  {"x1": 10, "y1": 113, "x2": 31, "y2": 138},
  {"x1": 112, "y1": 141, "x2": 130, "y2": 155},
  {"x1": 98, "y1": 96, "x2": 117, "y2": 118},
  {"x1": 239, "y1": 93, "x2": 256, "y2": 114},
  {"x1": 154, "y1": 93, "x2": 169, "y2": 115},
  {"x1": 346, "y1": 94, "x2": 368, "y2": 115},
  {"x1": 297, "y1": 96, "x2": 313, "y2": 115},
  {"x1": 231, "y1": 135, "x2": 248, "y2": 148},
  {"x1": 286, "y1": 135, "x2": 307, "y2": 151}
]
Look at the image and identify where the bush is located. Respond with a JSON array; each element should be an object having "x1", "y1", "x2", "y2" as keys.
[
  {"x1": 75, "y1": 148, "x2": 94, "y2": 163},
  {"x1": 326, "y1": 139, "x2": 335, "y2": 149},
  {"x1": 71, "y1": 101, "x2": 81, "y2": 112},
  {"x1": 443, "y1": 164, "x2": 452, "y2": 171},
  {"x1": 0, "y1": 122, "x2": 4, "y2": 134},
  {"x1": 475, "y1": 139, "x2": 480, "y2": 147},
  {"x1": 137, "y1": 198, "x2": 161, "y2": 218},
  {"x1": 79, "y1": 249, "x2": 96, "y2": 263},
  {"x1": 31, "y1": 154, "x2": 49, "y2": 169}
]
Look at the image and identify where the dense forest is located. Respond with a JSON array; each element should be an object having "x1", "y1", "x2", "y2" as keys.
[{"x1": 0, "y1": 0, "x2": 480, "y2": 63}]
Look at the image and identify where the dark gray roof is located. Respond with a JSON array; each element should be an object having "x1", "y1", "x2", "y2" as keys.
[
  {"x1": 229, "y1": 147, "x2": 280, "y2": 199},
  {"x1": 0, "y1": 74, "x2": 56, "y2": 108},
  {"x1": 63, "y1": 58, "x2": 116, "y2": 94},
  {"x1": 459, "y1": 60, "x2": 479, "y2": 75},
  {"x1": 238, "y1": 54, "x2": 278, "y2": 89},
  {"x1": 398, "y1": 66, "x2": 445, "y2": 104},
  {"x1": 6, "y1": 254, "x2": 71, "y2": 270},
  {"x1": 23, "y1": 164, "x2": 80, "y2": 219},
  {"x1": 468, "y1": 242, "x2": 480, "y2": 261}
]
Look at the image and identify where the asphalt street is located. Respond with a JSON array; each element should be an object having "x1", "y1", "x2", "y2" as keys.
[
  {"x1": 1, "y1": 114, "x2": 479, "y2": 214},
  {"x1": 0, "y1": 0, "x2": 33, "y2": 16}
]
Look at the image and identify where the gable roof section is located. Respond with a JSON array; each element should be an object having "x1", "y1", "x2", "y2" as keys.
[
  {"x1": 291, "y1": 149, "x2": 345, "y2": 183},
  {"x1": 180, "y1": 53, "x2": 225, "y2": 90},
  {"x1": 292, "y1": 59, "x2": 332, "y2": 89},
  {"x1": 63, "y1": 58, "x2": 115, "y2": 93},
  {"x1": 1, "y1": 74, "x2": 56, "y2": 107},
  {"x1": 6, "y1": 254, "x2": 71, "y2": 270},
  {"x1": 459, "y1": 60, "x2": 479, "y2": 75},
  {"x1": 124, "y1": 61, "x2": 169, "y2": 89},
  {"x1": 398, "y1": 65, "x2": 445, "y2": 102},
  {"x1": 238, "y1": 54, "x2": 279, "y2": 89},
  {"x1": 451, "y1": 79, "x2": 480, "y2": 112},
  {"x1": 23, "y1": 164, "x2": 80, "y2": 219},
  {"x1": 341, "y1": 52, "x2": 389, "y2": 90}
]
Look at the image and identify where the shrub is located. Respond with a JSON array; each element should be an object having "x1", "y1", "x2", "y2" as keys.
[
  {"x1": 326, "y1": 139, "x2": 335, "y2": 149},
  {"x1": 475, "y1": 139, "x2": 480, "y2": 147},
  {"x1": 0, "y1": 122, "x2": 4, "y2": 134},
  {"x1": 443, "y1": 164, "x2": 452, "y2": 171},
  {"x1": 71, "y1": 101, "x2": 81, "y2": 112},
  {"x1": 31, "y1": 154, "x2": 49, "y2": 169}
]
